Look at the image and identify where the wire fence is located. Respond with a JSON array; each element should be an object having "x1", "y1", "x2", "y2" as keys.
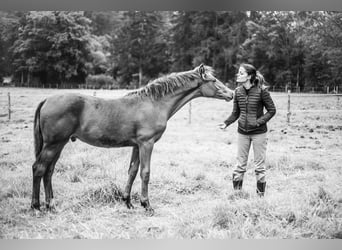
[
  {"x1": 1, "y1": 88, "x2": 341, "y2": 125},
  {"x1": 2, "y1": 82, "x2": 341, "y2": 94}
]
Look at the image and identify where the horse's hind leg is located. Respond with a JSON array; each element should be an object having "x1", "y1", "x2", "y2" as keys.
[
  {"x1": 43, "y1": 142, "x2": 66, "y2": 210},
  {"x1": 31, "y1": 160, "x2": 43, "y2": 210},
  {"x1": 123, "y1": 146, "x2": 140, "y2": 209},
  {"x1": 31, "y1": 142, "x2": 66, "y2": 210},
  {"x1": 139, "y1": 141, "x2": 154, "y2": 216}
]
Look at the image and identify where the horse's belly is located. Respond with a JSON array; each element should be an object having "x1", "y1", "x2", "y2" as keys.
[
  {"x1": 97, "y1": 136, "x2": 136, "y2": 147},
  {"x1": 74, "y1": 132, "x2": 136, "y2": 148}
]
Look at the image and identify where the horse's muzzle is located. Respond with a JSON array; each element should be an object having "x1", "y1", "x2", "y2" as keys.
[{"x1": 220, "y1": 88, "x2": 234, "y2": 102}]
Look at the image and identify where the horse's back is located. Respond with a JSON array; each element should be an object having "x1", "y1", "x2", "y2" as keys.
[
  {"x1": 39, "y1": 93, "x2": 167, "y2": 147},
  {"x1": 39, "y1": 93, "x2": 136, "y2": 146}
]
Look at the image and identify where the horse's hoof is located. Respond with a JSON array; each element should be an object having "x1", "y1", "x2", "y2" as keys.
[
  {"x1": 46, "y1": 205, "x2": 57, "y2": 213},
  {"x1": 126, "y1": 202, "x2": 135, "y2": 209},
  {"x1": 145, "y1": 207, "x2": 155, "y2": 217},
  {"x1": 31, "y1": 204, "x2": 41, "y2": 211},
  {"x1": 30, "y1": 206, "x2": 43, "y2": 217},
  {"x1": 141, "y1": 200, "x2": 154, "y2": 215},
  {"x1": 46, "y1": 199, "x2": 57, "y2": 212},
  {"x1": 123, "y1": 196, "x2": 134, "y2": 209}
]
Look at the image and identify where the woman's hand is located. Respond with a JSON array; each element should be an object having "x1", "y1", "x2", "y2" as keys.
[{"x1": 218, "y1": 123, "x2": 228, "y2": 130}]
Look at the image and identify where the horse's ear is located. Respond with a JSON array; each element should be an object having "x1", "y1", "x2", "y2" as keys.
[
  {"x1": 199, "y1": 64, "x2": 205, "y2": 75},
  {"x1": 199, "y1": 64, "x2": 206, "y2": 79}
]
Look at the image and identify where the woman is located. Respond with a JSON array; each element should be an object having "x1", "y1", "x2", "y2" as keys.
[{"x1": 219, "y1": 63, "x2": 276, "y2": 196}]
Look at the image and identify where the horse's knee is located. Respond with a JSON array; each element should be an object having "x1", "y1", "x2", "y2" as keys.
[
  {"x1": 140, "y1": 170, "x2": 150, "y2": 183},
  {"x1": 128, "y1": 166, "x2": 139, "y2": 177},
  {"x1": 33, "y1": 163, "x2": 47, "y2": 177}
]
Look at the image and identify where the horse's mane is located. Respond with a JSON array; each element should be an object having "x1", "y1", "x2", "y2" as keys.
[{"x1": 125, "y1": 66, "x2": 215, "y2": 100}]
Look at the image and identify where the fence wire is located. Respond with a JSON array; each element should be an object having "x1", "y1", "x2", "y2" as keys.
[{"x1": 1, "y1": 89, "x2": 341, "y2": 124}]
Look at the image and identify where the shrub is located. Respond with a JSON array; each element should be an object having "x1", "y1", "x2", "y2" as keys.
[{"x1": 85, "y1": 74, "x2": 118, "y2": 89}]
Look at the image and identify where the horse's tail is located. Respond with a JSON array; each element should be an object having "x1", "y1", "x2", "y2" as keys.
[{"x1": 33, "y1": 100, "x2": 46, "y2": 159}]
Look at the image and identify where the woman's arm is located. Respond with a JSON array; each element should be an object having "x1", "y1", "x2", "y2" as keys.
[
  {"x1": 224, "y1": 91, "x2": 240, "y2": 126},
  {"x1": 256, "y1": 89, "x2": 276, "y2": 126}
]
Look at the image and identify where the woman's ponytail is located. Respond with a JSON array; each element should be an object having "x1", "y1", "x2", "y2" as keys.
[
  {"x1": 240, "y1": 63, "x2": 268, "y2": 89},
  {"x1": 254, "y1": 71, "x2": 267, "y2": 89}
]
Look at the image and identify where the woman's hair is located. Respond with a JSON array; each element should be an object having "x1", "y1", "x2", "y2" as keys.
[{"x1": 240, "y1": 63, "x2": 267, "y2": 89}]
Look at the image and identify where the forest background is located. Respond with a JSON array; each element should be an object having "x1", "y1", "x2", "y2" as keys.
[{"x1": 0, "y1": 11, "x2": 341, "y2": 92}]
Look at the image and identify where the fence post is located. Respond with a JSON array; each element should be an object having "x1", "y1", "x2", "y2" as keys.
[
  {"x1": 327, "y1": 86, "x2": 329, "y2": 94},
  {"x1": 287, "y1": 90, "x2": 291, "y2": 125},
  {"x1": 8, "y1": 92, "x2": 11, "y2": 121},
  {"x1": 188, "y1": 101, "x2": 192, "y2": 124},
  {"x1": 337, "y1": 95, "x2": 340, "y2": 107}
]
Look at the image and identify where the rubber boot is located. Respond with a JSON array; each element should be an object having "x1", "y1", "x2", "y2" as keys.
[
  {"x1": 233, "y1": 180, "x2": 243, "y2": 190},
  {"x1": 256, "y1": 182, "x2": 266, "y2": 197}
]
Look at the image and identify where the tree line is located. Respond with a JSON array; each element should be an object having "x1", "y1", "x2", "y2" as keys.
[{"x1": 0, "y1": 11, "x2": 341, "y2": 91}]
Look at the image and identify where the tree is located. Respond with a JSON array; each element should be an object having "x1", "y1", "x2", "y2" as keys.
[
  {"x1": 170, "y1": 11, "x2": 197, "y2": 72},
  {"x1": 84, "y1": 11, "x2": 124, "y2": 36},
  {"x1": 10, "y1": 11, "x2": 96, "y2": 85},
  {"x1": 170, "y1": 11, "x2": 248, "y2": 84},
  {"x1": 299, "y1": 11, "x2": 342, "y2": 90},
  {"x1": 238, "y1": 11, "x2": 307, "y2": 90},
  {"x1": 0, "y1": 11, "x2": 22, "y2": 80},
  {"x1": 111, "y1": 11, "x2": 170, "y2": 88},
  {"x1": 214, "y1": 11, "x2": 248, "y2": 83}
]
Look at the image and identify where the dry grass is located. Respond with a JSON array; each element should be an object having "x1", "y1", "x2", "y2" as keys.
[{"x1": 0, "y1": 88, "x2": 341, "y2": 239}]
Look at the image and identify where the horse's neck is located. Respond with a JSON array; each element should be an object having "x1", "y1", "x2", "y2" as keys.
[{"x1": 161, "y1": 86, "x2": 201, "y2": 120}]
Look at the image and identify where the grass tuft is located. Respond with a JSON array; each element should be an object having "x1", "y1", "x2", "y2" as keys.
[
  {"x1": 212, "y1": 205, "x2": 240, "y2": 230},
  {"x1": 82, "y1": 182, "x2": 124, "y2": 205},
  {"x1": 227, "y1": 190, "x2": 250, "y2": 201},
  {"x1": 309, "y1": 187, "x2": 338, "y2": 218}
]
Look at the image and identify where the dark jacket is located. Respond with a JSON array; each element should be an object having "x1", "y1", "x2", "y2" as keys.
[{"x1": 224, "y1": 85, "x2": 276, "y2": 135}]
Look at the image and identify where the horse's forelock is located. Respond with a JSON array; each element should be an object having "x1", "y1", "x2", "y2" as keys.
[{"x1": 193, "y1": 65, "x2": 215, "y2": 77}]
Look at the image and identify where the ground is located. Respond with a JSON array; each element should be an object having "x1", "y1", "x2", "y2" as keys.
[{"x1": 0, "y1": 88, "x2": 341, "y2": 239}]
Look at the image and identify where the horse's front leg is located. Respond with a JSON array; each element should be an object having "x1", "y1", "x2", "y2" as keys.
[
  {"x1": 139, "y1": 140, "x2": 154, "y2": 216},
  {"x1": 123, "y1": 146, "x2": 140, "y2": 209}
]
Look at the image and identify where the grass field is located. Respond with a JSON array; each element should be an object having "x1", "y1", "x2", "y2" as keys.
[{"x1": 0, "y1": 87, "x2": 341, "y2": 239}]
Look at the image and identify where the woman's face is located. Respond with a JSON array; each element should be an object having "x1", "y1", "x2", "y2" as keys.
[{"x1": 236, "y1": 66, "x2": 251, "y2": 84}]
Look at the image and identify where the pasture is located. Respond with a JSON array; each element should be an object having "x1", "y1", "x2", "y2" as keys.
[{"x1": 0, "y1": 87, "x2": 341, "y2": 239}]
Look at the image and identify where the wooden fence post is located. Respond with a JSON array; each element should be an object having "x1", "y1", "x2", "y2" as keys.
[
  {"x1": 287, "y1": 90, "x2": 291, "y2": 125},
  {"x1": 337, "y1": 95, "x2": 340, "y2": 107},
  {"x1": 188, "y1": 101, "x2": 192, "y2": 124},
  {"x1": 8, "y1": 92, "x2": 11, "y2": 121}
]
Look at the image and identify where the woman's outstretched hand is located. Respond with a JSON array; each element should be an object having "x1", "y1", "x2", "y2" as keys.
[{"x1": 218, "y1": 123, "x2": 228, "y2": 130}]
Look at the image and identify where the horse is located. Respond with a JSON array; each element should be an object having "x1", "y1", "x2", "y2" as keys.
[{"x1": 31, "y1": 64, "x2": 234, "y2": 215}]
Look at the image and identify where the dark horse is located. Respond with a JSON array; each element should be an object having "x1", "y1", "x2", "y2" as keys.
[{"x1": 31, "y1": 64, "x2": 234, "y2": 215}]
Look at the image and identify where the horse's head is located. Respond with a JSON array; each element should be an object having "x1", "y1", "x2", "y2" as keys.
[{"x1": 196, "y1": 64, "x2": 234, "y2": 102}]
